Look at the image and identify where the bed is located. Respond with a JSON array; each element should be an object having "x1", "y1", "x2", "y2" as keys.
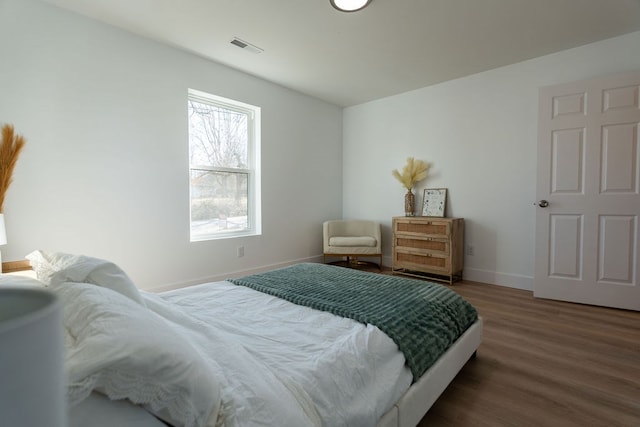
[{"x1": 9, "y1": 251, "x2": 482, "y2": 427}]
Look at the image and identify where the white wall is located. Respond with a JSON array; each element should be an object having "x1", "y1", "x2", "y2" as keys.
[
  {"x1": 0, "y1": 0, "x2": 343, "y2": 290},
  {"x1": 343, "y1": 31, "x2": 640, "y2": 290},
  {"x1": 3, "y1": 1, "x2": 638, "y2": 292}
]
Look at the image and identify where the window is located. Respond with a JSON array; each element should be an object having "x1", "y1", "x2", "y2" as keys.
[{"x1": 188, "y1": 89, "x2": 260, "y2": 241}]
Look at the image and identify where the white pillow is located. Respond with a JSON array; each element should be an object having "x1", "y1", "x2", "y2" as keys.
[
  {"x1": 25, "y1": 250, "x2": 76, "y2": 284},
  {"x1": 26, "y1": 250, "x2": 144, "y2": 305},
  {"x1": 55, "y1": 282, "x2": 222, "y2": 427}
]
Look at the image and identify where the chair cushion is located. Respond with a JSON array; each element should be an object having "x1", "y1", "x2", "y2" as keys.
[{"x1": 329, "y1": 236, "x2": 377, "y2": 247}]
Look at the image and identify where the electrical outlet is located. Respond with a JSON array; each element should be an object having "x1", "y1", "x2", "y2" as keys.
[
  {"x1": 237, "y1": 246, "x2": 244, "y2": 257},
  {"x1": 466, "y1": 244, "x2": 474, "y2": 256}
]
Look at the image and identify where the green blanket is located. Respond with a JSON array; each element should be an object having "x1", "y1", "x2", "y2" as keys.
[{"x1": 229, "y1": 263, "x2": 478, "y2": 381}]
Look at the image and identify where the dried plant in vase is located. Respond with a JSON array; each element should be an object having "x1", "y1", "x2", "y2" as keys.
[
  {"x1": 392, "y1": 157, "x2": 430, "y2": 216},
  {"x1": 0, "y1": 124, "x2": 26, "y2": 213}
]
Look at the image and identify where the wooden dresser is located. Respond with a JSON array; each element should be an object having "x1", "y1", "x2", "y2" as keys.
[{"x1": 392, "y1": 216, "x2": 464, "y2": 284}]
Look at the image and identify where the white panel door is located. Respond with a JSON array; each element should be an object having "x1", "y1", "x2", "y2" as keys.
[{"x1": 535, "y1": 71, "x2": 640, "y2": 311}]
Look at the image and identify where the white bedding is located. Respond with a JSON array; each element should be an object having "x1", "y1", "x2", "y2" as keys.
[
  {"x1": 144, "y1": 281, "x2": 413, "y2": 427},
  {"x1": 26, "y1": 251, "x2": 413, "y2": 427}
]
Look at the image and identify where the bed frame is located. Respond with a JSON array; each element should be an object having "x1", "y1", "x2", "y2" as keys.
[
  {"x1": 6, "y1": 260, "x2": 482, "y2": 427},
  {"x1": 377, "y1": 318, "x2": 483, "y2": 427}
]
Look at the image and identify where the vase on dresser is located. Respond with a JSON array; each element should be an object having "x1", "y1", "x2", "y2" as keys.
[{"x1": 404, "y1": 189, "x2": 415, "y2": 216}]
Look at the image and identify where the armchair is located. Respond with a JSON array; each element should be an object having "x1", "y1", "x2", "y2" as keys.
[{"x1": 323, "y1": 220, "x2": 382, "y2": 270}]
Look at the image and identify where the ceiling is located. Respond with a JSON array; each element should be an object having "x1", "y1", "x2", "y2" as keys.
[{"x1": 41, "y1": 0, "x2": 640, "y2": 107}]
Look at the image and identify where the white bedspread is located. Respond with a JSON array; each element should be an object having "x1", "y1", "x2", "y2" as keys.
[
  {"x1": 144, "y1": 280, "x2": 413, "y2": 427},
  {"x1": 28, "y1": 251, "x2": 413, "y2": 427}
]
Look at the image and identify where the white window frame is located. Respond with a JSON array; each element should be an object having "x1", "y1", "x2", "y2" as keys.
[{"x1": 188, "y1": 89, "x2": 261, "y2": 241}]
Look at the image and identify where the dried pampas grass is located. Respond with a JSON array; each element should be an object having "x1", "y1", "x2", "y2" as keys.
[
  {"x1": 392, "y1": 157, "x2": 429, "y2": 190},
  {"x1": 0, "y1": 124, "x2": 26, "y2": 213}
]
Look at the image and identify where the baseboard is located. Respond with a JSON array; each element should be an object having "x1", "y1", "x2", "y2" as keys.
[
  {"x1": 463, "y1": 267, "x2": 533, "y2": 291},
  {"x1": 383, "y1": 255, "x2": 533, "y2": 291},
  {"x1": 150, "y1": 255, "x2": 323, "y2": 293},
  {"x1": 152, "y1": 257, "x2": 534, "y2": 293}
]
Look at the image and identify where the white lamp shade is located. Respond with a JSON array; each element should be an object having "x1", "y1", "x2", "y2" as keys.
[
  {"x1": 0, "y1": 213, "x2": 6, "y2": 245},
  {"x1": 0, "y1": 288, "x2": 67, "y2": 427}
]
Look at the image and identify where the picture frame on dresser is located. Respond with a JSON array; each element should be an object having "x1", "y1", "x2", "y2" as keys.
[{"x1": 422, "y1": 188, "x2": 447, "y2": 217}]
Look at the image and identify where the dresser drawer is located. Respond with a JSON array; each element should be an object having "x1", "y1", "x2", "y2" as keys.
[
  {"x1": 394, "y1": 218, "x2": 451, "y2": 238},
  {"x1": 393, "y1": 236, "x2": 450, "y2": 256},
  {"x1": 393, "y1": 248, "x2": 451, "y2": 274}
]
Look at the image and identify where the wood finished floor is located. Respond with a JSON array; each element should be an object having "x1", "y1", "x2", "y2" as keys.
[{"x1": 409, "y1": 279, "x2": 640, "y2": 427}]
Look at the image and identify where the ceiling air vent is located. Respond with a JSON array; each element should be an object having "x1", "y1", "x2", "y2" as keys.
[{"x1": 230, "y1": 37, "x2": 263, "y2": 54}]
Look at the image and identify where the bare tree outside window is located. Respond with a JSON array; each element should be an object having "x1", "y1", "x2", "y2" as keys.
[{"x1": 188, "y1": 91, "x2": 259, "y2": 240}]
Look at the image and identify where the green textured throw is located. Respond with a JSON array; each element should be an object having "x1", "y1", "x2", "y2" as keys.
[{"x1": 229, "y1": 263, "x2": 478, "y2": 381}]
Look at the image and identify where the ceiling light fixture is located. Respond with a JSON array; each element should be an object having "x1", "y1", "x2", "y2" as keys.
[{"x1": 330, "y1": 0, "x2": 371, "y2": 12}]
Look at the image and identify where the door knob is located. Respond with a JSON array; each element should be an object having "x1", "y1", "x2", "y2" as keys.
[{"x1": 538, "y1": 200, "x2": 549, "y2": 208}]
